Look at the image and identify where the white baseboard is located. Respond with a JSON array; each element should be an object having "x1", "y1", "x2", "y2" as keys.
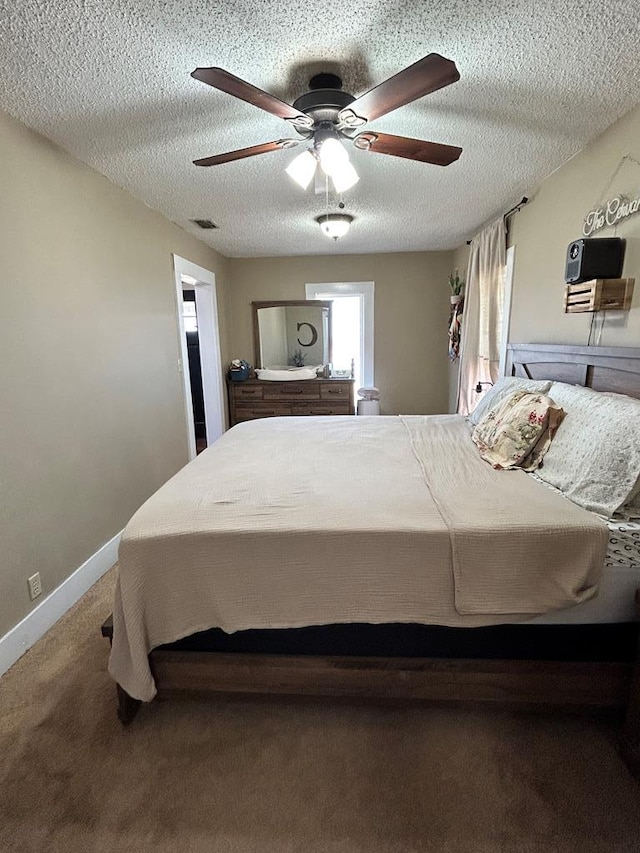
[{"x1": 0, "y1": 530, "x2": 122, "y2": 677}]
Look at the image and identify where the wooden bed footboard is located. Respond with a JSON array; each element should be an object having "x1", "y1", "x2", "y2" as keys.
[
  {"x1": 148, "y1": 649, "x2": 632, "y2": 710},
  {"x1": 101, "y1": 616, "x2": 637, "y2": 718}
]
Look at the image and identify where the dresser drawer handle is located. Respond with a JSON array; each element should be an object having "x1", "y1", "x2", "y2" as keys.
[
  {"x1": 327, "y1": 388, "x2": 343, "y2": 394},
  {"x1": 240, "y1": 389, "x2": 257, "y2": 395},
  {"x1": 288, "y1": 389, "x2": 303, "y2": 394}
]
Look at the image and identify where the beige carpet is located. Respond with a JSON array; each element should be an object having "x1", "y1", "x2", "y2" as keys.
[{"x1": 1, "y1": 569, "x2": 639, "y2": 853}]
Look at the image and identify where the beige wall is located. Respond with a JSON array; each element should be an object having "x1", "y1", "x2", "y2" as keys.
[
  {"x1": 508, "y1": 105, "x2": 640, "y2": 345},
  {"x1": 227, "y1": 252, "x2": 454, "y2": 415},
  {"x1": 0, "y1": 109, "x2": 229, "y2": 638}
]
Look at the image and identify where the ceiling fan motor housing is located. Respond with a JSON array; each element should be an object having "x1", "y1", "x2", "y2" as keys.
[
  {"x1": 308, "y1": 72, "x2": 343, "y2": 90},
  {"x1": 292, "y1": 87, "x2": 355, "y2": 132}
]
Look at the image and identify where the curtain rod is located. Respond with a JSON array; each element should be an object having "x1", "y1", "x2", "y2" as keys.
[
  {"x1": 466, "y1": 196, "x2": 529, "y2": 245},
  {"x1": 504, "y1": 195, "x2": 529, "y2": 219}
]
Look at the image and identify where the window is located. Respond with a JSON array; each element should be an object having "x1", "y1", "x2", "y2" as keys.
[
  {"x1": 305, "y1": 282, "x2": 374, "y2": 389},
  {"x1": 182, "y1": 297, "x2": 198, "y2": 333}
]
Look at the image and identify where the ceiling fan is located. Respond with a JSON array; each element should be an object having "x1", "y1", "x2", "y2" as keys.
[{"x1": 190, "y1": 53, "x2": 462, "y2": 193}]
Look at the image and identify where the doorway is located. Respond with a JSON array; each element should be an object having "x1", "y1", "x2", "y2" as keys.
[
  {"x1": 181, "y1": 289, "x2": 207, "y2": 453},
  {"x1": 172, "y1": 255, "x2": 225, "y2": 460}
]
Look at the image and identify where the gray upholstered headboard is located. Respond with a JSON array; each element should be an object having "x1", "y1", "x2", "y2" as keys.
[{"x1": 505, "y1": 344, "x2": 640, "y2": 399}]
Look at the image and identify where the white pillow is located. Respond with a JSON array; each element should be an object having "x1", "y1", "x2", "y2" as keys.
[
  {"x1": 535, "y1": 382, "x2": 640, "y2": 517},
  {"x1": 468, "y1": 376, "x2": 553, "y2": 426},
  {"x1": 621, "y1": 486, "x2": 640, "y2": 519}
]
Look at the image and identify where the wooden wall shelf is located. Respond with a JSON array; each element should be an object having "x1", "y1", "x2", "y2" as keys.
[{"x1": 564, "y1": 278, "x2": 635, "y2": 313}]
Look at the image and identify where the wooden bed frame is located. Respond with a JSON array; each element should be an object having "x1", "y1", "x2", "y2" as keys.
[{"x1": 103, "y1": 343, "x2": 640, "y2": 776}]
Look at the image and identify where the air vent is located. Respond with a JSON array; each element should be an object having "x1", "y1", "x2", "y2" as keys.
[{"x1": 191, "y1": 219, "x2": 218, "y2": 230}]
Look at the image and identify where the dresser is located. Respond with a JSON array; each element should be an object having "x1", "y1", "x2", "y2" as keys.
[{"x1": 228, "y1": 378, "x2": 355, "y2": 427}]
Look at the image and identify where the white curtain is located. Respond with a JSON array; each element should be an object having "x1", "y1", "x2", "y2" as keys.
[{"x1": 457, "y1": 218, "x2": 507, "y2": 415}]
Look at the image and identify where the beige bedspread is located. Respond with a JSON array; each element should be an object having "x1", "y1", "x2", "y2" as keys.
[{"x1": 109, "y1": 415, "x2": 608, "y2": 701}]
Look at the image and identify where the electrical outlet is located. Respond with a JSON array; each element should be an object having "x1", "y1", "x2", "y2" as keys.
[{"x1": 27, "y1": 572, "x2": 42, "y2": 601}]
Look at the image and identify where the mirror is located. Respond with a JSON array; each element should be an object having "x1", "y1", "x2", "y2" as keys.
[{"x1": 252, "y1": 301, "x2": 332, "y2": 370}]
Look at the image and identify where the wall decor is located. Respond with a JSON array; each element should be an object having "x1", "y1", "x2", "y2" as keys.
[
  {"x1": 448, "y1": 296, "x2": 464, "y2": 361},
  {"x1": 583, "y1": 193, "x2": 640, "y2": 236},
  {"x1": 448, "y1": 269, "x2": 464, "y2": 361}
]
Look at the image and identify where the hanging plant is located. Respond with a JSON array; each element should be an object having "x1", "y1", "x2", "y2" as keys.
[{"x1": 448, "y1": 269, "x2": 465, "y2": 298}]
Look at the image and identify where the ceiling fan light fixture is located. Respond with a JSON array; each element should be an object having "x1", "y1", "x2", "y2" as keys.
[
  {"x1": 331, "y1": 160, "x2": 360, "y2": 193},
  {"x1": 317, "y1": 213, "x2": 353, "y2": 241},
  {"x1": 285, "y1": 149, "x2": 317, "y2": 189},
  {"x1": 318, "y1": 137, "x2": 349, "y2": 177}
]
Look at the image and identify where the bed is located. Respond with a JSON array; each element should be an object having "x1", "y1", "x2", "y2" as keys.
[{"x1": 103, "y1": 343, "x2": 640, "y2": 775}]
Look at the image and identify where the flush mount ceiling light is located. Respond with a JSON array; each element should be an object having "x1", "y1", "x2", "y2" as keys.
[{"x1": 316, "y1": 213, "x2": 354, "y2": 240}]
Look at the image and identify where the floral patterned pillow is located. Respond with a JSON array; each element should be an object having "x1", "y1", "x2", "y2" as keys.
[
  {"x1": 472, "y1": 390, "x2": 565, "y2": 471},
  {"x1": 468, "y1": 377, "x2": 553, "y2": 426}
]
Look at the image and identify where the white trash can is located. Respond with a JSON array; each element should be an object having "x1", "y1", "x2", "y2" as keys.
[
  {"x1": 357, "y1": 399, "x2": 380, "y2": 416},
  {"x1": 357, "y1": 387, "x2": 380, "y2": 416}
]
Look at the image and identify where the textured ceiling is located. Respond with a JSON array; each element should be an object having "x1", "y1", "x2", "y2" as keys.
[{"x1": 1, "y1": 1, "x2": 639, "y2": 257}]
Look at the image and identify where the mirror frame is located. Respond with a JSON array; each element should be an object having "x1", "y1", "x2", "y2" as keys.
[{"x1": 252, "y1": 300, "x2": 333, "y2": 370}]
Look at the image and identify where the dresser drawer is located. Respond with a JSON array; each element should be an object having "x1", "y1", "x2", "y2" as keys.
[
  {"x1": 319, "y1": 382, "x2": 352, "y2": 401},
  {"x1": 234, "y1": 403, "x2": 291, "y2": 421},
  {"x1": 292, "y1": 402, "x2": 352, "y2": 416},
  {"x1": 228, "y1": 378, "x2": 354, "y2": 426},
  {"x1": 231, "y1": 384, "x2": 264, "y2": 400},
  {"x1": 263, "y1": 382, "x2": 320, "y2": 401}
]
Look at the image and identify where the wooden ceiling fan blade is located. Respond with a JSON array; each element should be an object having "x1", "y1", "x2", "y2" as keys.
[
  {"x1": 353, "y1": 131, "x2": 462, "y2": 165},
  {"x1": 191, "y1": 67, "x2": 313, "y2": 127},
  {"x1": 339, "y1": 53, "x2": 460, "y2": 125},
  {"x1": 193, "y1": 139, "x2": 299, "y2": 167}
]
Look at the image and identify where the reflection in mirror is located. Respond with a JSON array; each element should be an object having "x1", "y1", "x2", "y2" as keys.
[{"x1": 252, "y1": 301, "x2": 332, "y2": 370}]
